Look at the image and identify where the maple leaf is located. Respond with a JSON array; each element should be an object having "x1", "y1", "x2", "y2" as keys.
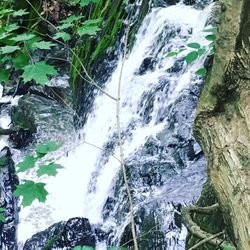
[
  {"x1": 10, "y1": 33, "x2": 36, "y2": 42},
  {"x1": 13, "y1": 180, "x2": 48, "y2": 207},
  {"x1": 0, "y1": 45, "x2": 20, "y2": 54},
  {"x1": 31, "y1": 41, "x2": 56, "y2": 50},
  {"x1": 0, "y1": 69, "x2": 10, "y2": 84},
  {"x1": 16, "y1": 155, "x2": 36, "y2": 173},
  {"x1": 22, "y1": 61, "x2": 57, "y2": 85},
  {"x1": 12, "y1": 9, "x2": 29, "y2": 17},
  {"x1": 54, "y1": 32, "x2": 71, "y2": 42},
  {"x1": 37, "y1": 162, "x2": 64, "y2": 177},
  {"x1": 36, "y1": 141, "x2": 63, "y2": 155}
]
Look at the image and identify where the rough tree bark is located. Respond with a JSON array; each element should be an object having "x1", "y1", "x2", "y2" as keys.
[{"x1": 194, "y1": 0, "x2": 250, "y2": 249}]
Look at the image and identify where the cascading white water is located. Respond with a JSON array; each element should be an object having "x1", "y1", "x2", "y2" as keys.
[{"x1": 16, "y1": 2, "x2": 214, "y2": 248}]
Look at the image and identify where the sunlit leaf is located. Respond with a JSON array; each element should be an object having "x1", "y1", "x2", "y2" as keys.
[
  {"x1": 16, "y1": 155, "x2": 36, "y2": 173},
  {"x1": 36, "y1": 141, "x2": 63, "y2": 155},
  {"x1": 77, "y1": 25, "x2": 100, "y2": 36},
  {"x1": 79, "y1": 0, "x2": 99, "y2": 7},
  {"x1": 0, "y1": 45, "x2": 20, "y2": 54},
  {"x1": 197, "y1": 48, "x2": 206, "y2": 56},
  {"x1": 13, "y1": 180, "x2": 48, "y2": 207},
  {"x1": 22, "y1": 61, "x2": 57, "y2": 85},
  {"x1": 54, "y1": 32, "x2": 71, "y2": 42},
  {"x1": 13, "y1": 9, "x2": 29, "y2": 17},
  {"x1": 203, "y1": 27, "x2": 217, "y2": 33},
  {"x1": 32, "y1": 41, "x2": 56, "y2": 50},
  {"x1": 10, "y1": 33, "x2": 36, "y2": 42},
  {"x1": 5, "y1": 23, "x2": 20, "y2": 32},
  {"x1": 196, "y1": 67, "x2": 207, "y2": 76},
  {"x1": 187, "y1": 43, "x2": 200, "y2": 49},
  {"x1": 37, "y1": 162, "x2": 64, "y2": 177},
  {"x1": 60, "y1": 15, "x2": 84, "y2": 24},
  {"x1": 185, "y1": 51, "x2": 198, "y2": 65},
  {"x1": 205, "y1": 34, "x2": 216, "y2": 42},
  {"x1": 166, "y1": 51, "x2": 178, "y2": 57}
]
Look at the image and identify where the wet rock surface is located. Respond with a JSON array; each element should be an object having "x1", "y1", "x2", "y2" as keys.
[
  {"x1": 23, "y1": 217, "x2": 95, "y2": 250},
  {"x1": 0, "y1": 147, "x2": 19, "y2": 250}
]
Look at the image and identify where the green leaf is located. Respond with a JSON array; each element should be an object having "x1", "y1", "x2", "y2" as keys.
[
  {"x1": 16, "y1": 155, "x2": 36, "y2": 173},
  {"x1": 0, "y1": 45, "x2": 20, "y2": 54},
  {"x1": 205, "y1": 34, "x2": 216, "y2": 42},
  {"x1": 0, "y1": 213, "x2": 6, "y2": 222},
  {"x1": 203, "y1": 27, "x2": 217, "y2": 33},
  {"x1": 72, "y1": 246, "x2": 95, "y2": 250},
  {"x1": 166, "y1": 51, "x2": 178, "y2": 57},
  {"x1": 185, "y1": 51, "x2": 198, "y2": 65},
  {"x1": 0, "y1": 56, "x2": 11, "y2": 63},
  {"x1": 83, "y1": 18, "x2": 102, "y2": 26},
  {"x1": 13, "y1": 51, "x2": 29, "y2": 69},
  {"x1": 13, "y1": 180, "x2": 48, "y2": 207},
  {"x1": 79, "y1": 0, "x2": 99, "y2": 7},
  {"x1": 60, "y1": 15, "x2": 84, "y2": 24},
  {"x1": 13, "y1": 9, "x2": 29, "y2": 16},
  {"x1": 223, "y1": 245, "x2": 234, "y2": 250},
  {"x1": 0, "y1": 69, "x2": 10, "y2": 84},
  {"x1": 5, "y1": 23, "x2": 20, "y2": 32},
  {"x1": 36, "y1": 141, "x2": 63, "y2": 155},
  {"x1": 32, "y1": 41, "x2": 56, "y2": 50},
  {"x1": 22, "y1": 61, "x2": 57, "y2": 85},
  {"x1": 197, "y1": 48, "x2": 206, "y2": 56},
  {"x1": 54, "y1": 32, "x2": 71, "y2": 42},
  {"x1": 0, "y1": 208, "x2": 6, "y2": 212},
  {"x1": 77, "y1": 25, "x2": 100, "y2": 36},
  {"x1": 37, "y1": 162, "x2": 64, "y2": 177},
  {"x1": 196, "y1": 67, "x2": 207, "y2": 76},
  {"x1": 57, "y1": 23, "x2": 74, "y2": 30},
  {"x1": 10, "y1": 33, "x2": 36, "y2": 42},
  {"x1": 187, "y1": 43, "x2": 201, "y2": 49}
]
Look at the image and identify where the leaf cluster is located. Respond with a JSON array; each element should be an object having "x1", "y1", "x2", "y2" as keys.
[
  {"x1": 166, "y1": 27, "x2": 217, "y2": 76},
  {"x1": 0, "y1": 0, "x2": 101, "y2": 86},
  {"x1": 14, "y1": 141, "x2": 64, "y2": 207}
]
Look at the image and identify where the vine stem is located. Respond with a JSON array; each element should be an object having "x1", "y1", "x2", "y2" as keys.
[{"x1": 116, "y1": 26, "x2": 139, "y2": 250}]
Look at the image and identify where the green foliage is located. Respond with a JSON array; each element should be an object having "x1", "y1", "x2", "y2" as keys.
[
  {"x1": 0, "y1": 208, "x2": 6, "y2": 222},
  {"x1": 185, "y1": 51, "x2": 198, "y2": 65},
  {"x1": 72, "y1": 246, "x2": 94, "y2": 250},
  {"x1": 36, "y1": 141, "x2": 63, "y2": 155},
  {"x1": 37, "y1": 163, "x2": 64, "y2": 177},
  {"x1": 0, "y1": 69, "x2": 10, "y2": 83},
  {"x1": 22, "y1": 61, "x2": 58, "y2": 85},
  {"x1": 16, "y1": 155, "x2": 36, "y2": 173},
  {"x1": 0, "y1": 2, "x2": 101, "y2": 89},
  {"x1": 166, "y1": 26, "x2": 217, "y2": 76},
  {"x1": 13, "y1": 180, "x2": 48, "y2": 207},
  {"x1": 223, "y1": 245, "x2": 233, "y2": 250},
  {"x1": 14, "y1": 141, "x2": 64, "y2": 207}
]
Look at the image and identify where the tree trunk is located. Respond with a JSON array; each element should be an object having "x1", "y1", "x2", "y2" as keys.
[{"x1": 194, "y1": 0, "x2": 250, "y2": 249}]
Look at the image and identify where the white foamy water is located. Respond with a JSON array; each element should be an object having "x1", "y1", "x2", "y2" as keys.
[{"x1": 16, "y1": 2, "x2": 213, "y2": 248}]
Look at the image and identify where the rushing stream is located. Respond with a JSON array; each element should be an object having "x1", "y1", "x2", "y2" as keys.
[{"x1": 0, "y1": 1, "x2": 215, "y2": 249}]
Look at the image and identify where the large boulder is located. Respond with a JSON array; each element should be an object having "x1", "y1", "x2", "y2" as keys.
[
  {"x1": 24, "y1": 217, "x2": 95, "y2": 250},
  {"x1": 0, "y1": 147, "x2": 19, "y2": 250}
]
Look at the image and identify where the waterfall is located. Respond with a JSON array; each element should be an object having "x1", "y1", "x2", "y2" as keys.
[{"x1": 15, "y1": 1, "x2": 214, "y2": 249}]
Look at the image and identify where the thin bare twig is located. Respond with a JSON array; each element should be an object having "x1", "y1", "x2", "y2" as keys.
[{"x1": 116, "y1": 26, "x2": 139, "y2": 250}]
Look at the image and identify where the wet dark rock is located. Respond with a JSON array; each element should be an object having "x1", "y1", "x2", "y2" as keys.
[
  {"x1": 0, "y1": 147, "x2": 19, "y2": 250},
  {"x1": 10, "y1": 93, "x2": 74, "y2": 148},
  {"x1": 138, "y1": 57, "x2": 157, "y2": 75},
  {"x1": 167, "y1": 58, "x2": 184, "y2": 73},
  {"x1": 24, "y1": 217, "x2": 95, "y2": 250}
]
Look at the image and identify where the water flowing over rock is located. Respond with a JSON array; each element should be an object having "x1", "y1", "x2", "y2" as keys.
[
  {"x1": 16, "y1": 0, "x2": 215, "y2": 249},
  {"x1": 23, "y1": 217, "x2": 95, "y2": 250},
  {"x1": 0, "y1": 147, "x2": 19, "y2": 250}
]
